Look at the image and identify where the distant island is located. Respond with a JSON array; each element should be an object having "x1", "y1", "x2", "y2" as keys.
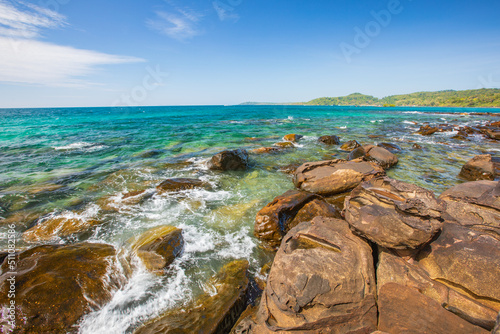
[{"x1": 240, "y1": 88, "x2": 500, "y2": 108}]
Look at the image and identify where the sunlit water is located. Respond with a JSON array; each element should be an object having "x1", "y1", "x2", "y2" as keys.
[{"x1": 0, "y1": 105, "x2": 498, "y2": 333}]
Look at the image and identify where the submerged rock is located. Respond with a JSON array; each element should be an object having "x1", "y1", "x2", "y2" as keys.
[
  {"x1": 274, "y1": 142, "x2": 294, "y2": 148},
  {"x1": 156, "y1": 178, "x2": 210, "y2": 193},
  {"x1": 254, "y1": 190, "x2": 340, "y2": 250},
  {"x1": 207, "y1": 149, "x2": 249, "y2": 171},
  {"x1": 378, "y1": 283, "x2": 488, "y2": 334},
  {"x1": 238, "y1": 217, "x2": 377, "y2": 333},
  {"x1": 417, "y1": 125, "x2": 439, "y2": 136},
  {"x1": 340, "y1": 140, "x2": 361, "y2": 151},
  {"x1": 377, "y1": 142, "x2": 402, "y2": 152},
  {"x1": 293, "y1": 159, "x2": 385, "y2": 196},
  {"x1": 283, "y1": 134, "x2": 303, "y2": 142},
  {"x1": 439, "y1": 181, "x2": 499, "y2": 232},
  {"x1": 318, "y1": 135, "x2": 340, "y2": 145},
  {"x1": 250, "y1": 147, "x2": 282, "y2": 154},
  {"x1": 134, "y1": 260, "x2": 249, "y2": 334},
  {"x1": 129, "y1": 226, "x2": 183, "y2": 272},
  {"x1": 98, "y1": 190, "x2": 152, "y2": 212},
  {"x1": 459, "y1": 155, "x2": 496, "y2": 181},
  {"x1": 0, "y1": 243, "x2": 124, "y2": 334},
  {"x1": 23, "y1": 215, "x2": 102, "y2": 242},
  {"x1": 344, "y1": 177, "x2": 445, "y2": 249}
]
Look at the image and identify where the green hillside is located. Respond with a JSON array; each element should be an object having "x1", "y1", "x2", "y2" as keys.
[{"x1": 302, "y1": 89, "x2": 500, "y2": 108}]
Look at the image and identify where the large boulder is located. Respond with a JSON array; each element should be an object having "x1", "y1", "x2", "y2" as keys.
[
  {"x1": 0, "y1": 243, "x2": 124, "y2": 334},
  {"x1": 459, "y1": 155, "x2": 496, "y2": 181},
  {"x1": 207, "y1": 149, "x2": 249, "y2": 171},
  {"x1": 377, "y1": 249, "x2": 498, "y2": 330},
  {"x1": 344, "y1": 177, "x2": 445, "y2": 249},
  {"x1": 318, "y1": 135, "x2": 340, "y2": 145},
  {"x1": 293, "y1": 159, "x2": 385, "y2": 196},
  {"x1": 378, "y1": 283, "x2": 489, "y2": 334},
  {"x1": 254, "y1": 190, "x2": 341, "y2": 250},
  {"x1": 349, "y1": 145, "x2": 398, "y2": 169},
  {"x1": 23, "y1": 215, "x2": 102, "y2": 242},
  {"x1": 156, "y1": 178, "x2": 210, "y2": 193},
  {"x1": 237, "y1": 217, "x2": 378, "y2": 333},
  {"x1": 417, "y1": 223, "x2": 500, "y2": 313},
  {"x1": 439, "y1": 181, "x2": 499, "y2": 232},
  {"x1": 134, "y1": 260, "x2": 249, "y2": 334},
  {"x1": 129, "y1": 226, "x2": 183, "y2": 272}
]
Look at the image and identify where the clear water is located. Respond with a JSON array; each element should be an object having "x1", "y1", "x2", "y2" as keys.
[{"x1": 0, "y1": 105, "x2": 498, "y2": 333}]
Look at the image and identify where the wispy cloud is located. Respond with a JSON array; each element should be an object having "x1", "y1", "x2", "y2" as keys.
[
  {"x1": 147, "y1": 7, "x2": 203, "y2": 41},
  {"x1": 0, "y1": 0, "x2": 144, "y2": 86}
]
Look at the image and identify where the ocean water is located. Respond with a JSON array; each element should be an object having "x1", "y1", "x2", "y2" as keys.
[{"x1": 0, "y1": 105, "x2": 498, "y2": 333}]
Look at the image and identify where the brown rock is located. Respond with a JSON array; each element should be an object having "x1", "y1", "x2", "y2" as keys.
[
  {"x1": 156, "y1": 178, "x2": 210, "y2": 193},
  {"x1": 274, "y1": 142, "x2": 294, "y2": 148},
  {"x1": 251, "y1": 147, "x2": 281, "y2": 154},
  {"x1": 344, "y1": 177, "x2": 444, "y2": 249},
  {"x1": 0, "y1": 243, "x2": 124, "y2": 334},
  {"x1": 283, "y1": 134, "x2": 303, "y2": 142},
  {"x1": 493, "y1": 312, "x2": 500, "y2": 334},
  {"x1": 483, "y1": 129, "x2": 500, "y2": 140},
  {"x1": 23, "y1": 215, "x2": 102, "y2": 242},
  {"x1": 417, "y1": 223, "x2": 500, "y2": 312},
  {"x1": 378, "y1": 283, "x2": 489, "y2": 334},
  {"x1": 254, "y1": 190, "x2": 340, "y2": 250},
  {"x1": 377, "y1": 142, "x2": 402, "y2": 152},
  {"x1": 134, "y1": 260, "x2": 249, "y2": 334},
  {"x1": 418, "y1": 125, "x2": 439, "y2": 136},
  {"x1": 98, "y1": 190, "x2": 152, "y2": 212},
  {"x1": 243, "y1": 217, "x2": 377, "y2": 333},
  {"x1": 340, "y1": 140, "x2": 361, "y2": 151},
  {"x1": 412, "y1": 143, "x2": 423, "y2": 149},
  {"x1": 318, "y1": 135, "x2": 340, "y2": 145},
  {"x1": 349, "y1": 145, "x2": 398, "y2": 169},
  {"x1": 439, "y1": 181, "x2": 499, "y2": 232},
  {"x1": 207, "y1": 149, "x2": 249, "y2": 171},
  {"x1": 129, "y1": 226, "x2": 183, "y2": 272},
  {"x1": 377, "y1": 249, "x2": 498, "y2": 330},
  {"x1": 278, "y1": 163, "x2": 302, "y2": 174},
  {"x1": 348, "y1": 145, "x2": 375, "y2": 161},
  {"x1": 459, "y1": 155, "x2": 495, "y2": 181},
  {"x1": 293, "y1": 159, "x2": 385, "y2": 196}
]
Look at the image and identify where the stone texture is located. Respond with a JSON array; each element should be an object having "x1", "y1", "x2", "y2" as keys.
[
  {"x1": 459, "y1": 155, "x2": 496, "y2": 181},
  {"x1": 251, "y1": 147, "x2": 282, "y2": 154},
  {"x1": 239, "y1": 217, "x2": 378, "y2": 333},
  {"x1": 293, "y1": 159, "x2": 385, "y2": 196},
  {"x1": 0, "y1": 243, "x2": 124, "y2": 334},
  {"x1": 254, "y1": 190, "x2": 340, "y2": 250},
  {"x1": 274, "y1": 142, "x2": 295, "y2": 148},
  {"x1": 418, "y1": 125, "x2": 439, "y2": 136},
  {"x1": 417, "y1": 222, "x2": 500, "y2": 312},
  {"x1": 207, "y1": 149, "x2": 249, "y2": 171},
  {"x1": 348, "y1": 145, "x2": 398, "y2": 169},
  {"x1": 318, "y1": 135, "x2": 340, "y2": 145},
  {"x1": 134, "y1": 260, "x2": 249, "y2": 334},
  {"x1": 339, "y1": 140, "x2": 361, "y2": 151},
  {"x1": 156, "y1": 178, "x2": 210, "y2": 193},
  {"x1": 378, "y1": 283, "x2": 489, "y2": 334},
  {"x1": 283, "y1": 134, "x2": 303, "y2": 142},
  {"x1": 23, "y1": 215, "x2": 102, "y2": 242},
  {"x1": 129, "y1": 226, "x2": 184, "y2": 272},
  {"x1": 344, "y1": 177, "x2": 445, "y2": 249},
  {"x1": 377, "y1": 142, "x2": 402, "y2": 152}
]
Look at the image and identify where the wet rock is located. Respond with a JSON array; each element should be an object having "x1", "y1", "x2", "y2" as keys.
[
  {"x1": 0, "y1": 210, "x2": 44, "y2": 228},
  {"x1": 23, "y1": 215, "x2": 102, "y2": 242},
  {"x1": 241, "y1": 217, "x2": 378, "y2": 333},
  {"x1": 283, "y1": 134, "x2": 303, "y2": 142},
  {"x1": 418, "y1": 125, "x2": 439, "y2": 136},
  {"x1": 482, "y1": 129, "x2": 500, "y2": 140},
  {"x1": 344, "y1": 177, "x2": 445, "y2": 249},
  {"x1": 129, "y1": 226, "x2": 183, "y2": 272},
  {"x1": 318, "y1": 135, "x2": 340, "y2": 145},
  {"x1": 417, "y1": 223, "x2": 500, "y2": 312},
  {"x1": 377, "y1": 249, "x2": 498, "y2": 330},
  {"x1": 439, "y1": 181, "x2": 499, "y2": 232},
  {"x1": 324, "y1": 191, "x2": 351, "y2": 212},
  {"x1": 0, "y1": 243, "x2": 123, "y2": 334},
  {"x1": 459, "y1": 155, "x2": 496, "y2": 181},
  {"x1": 340, "y1": 140, "x2": 361, "y2": 151},
  {"x1": 452, "y1": 130, "x2": 470, "y2": 141},
  {"x1": 156, "y1": 178, "x2": 210, "y2": 193},
  {"x1": 278, "y1": 163, "x2": 302, "y2": 174},
  {"x1": 493, "y1": 313, "x2": 500, "y2": 334},
  {"x1": 349, "y1": 145, "x2": 398, "y2": 169},
  {"x1": 274, "y1": 142, "x2": 294, "y2": 148},
  {"x1": 250, "y1": 147, "x2": 282, "y2": 154},
  {"x1": 348, "y1": 144, "x2": 375, "y2": 160},
  {"x1": 98, "y1": 190, "x2": 152, "y2": 212},
  {"x1": 207, "y1": 149, "x2": 249, "y2": 171},
  {"x1": 293, "y1": 159, "x2": 385, "y2": 196},
  {"x1": 377, "y1": 142, "x2": 402, "y2": 152},
  {"x1": 134, "y1": 260, "x2": 249, "y2": 334},
  {"x1": 254, "y1": 190, "x2": 340, "y2": 250},
  {"x1": 378, "y1": 283, "x2": 489, "y2": 334},
  {"x1": 412, "y1": 143, "x2": 423, "y2": 149}
]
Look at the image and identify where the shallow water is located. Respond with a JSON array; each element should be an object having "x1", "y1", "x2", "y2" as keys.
[{"x1": 0, "y1": 105, "x2": 498, "y2": 333}]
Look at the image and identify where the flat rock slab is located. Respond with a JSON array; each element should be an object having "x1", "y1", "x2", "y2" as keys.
[
  {"x1": 293, "y1": 159, "x2": 385, "y2": 196},
  {"x1": 417, "y1": 222, "x2": 500, "y2": 311},
  {"x1": 378, "y1": 283, "x2": 489, "y2": 334},
  {"x1": 344, "y1": 177, "x2": 445, "y2": 249},
  {"x1": 241, "y1": 217, "x2": 377, "y2": 333},
  {"x1": 23, "y1": 215, "x2": 102, "y2": 242},
  {"x1": 439, "y1": 181, "x2": 500, "y2": 232}
]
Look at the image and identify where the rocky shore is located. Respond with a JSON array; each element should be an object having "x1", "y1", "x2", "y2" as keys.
[{"x1": 0, "y1": 117, "x2": 499, "y2": 333}]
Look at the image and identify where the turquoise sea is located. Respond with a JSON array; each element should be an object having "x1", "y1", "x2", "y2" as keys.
[{"x1": 0, "y1": 105, "x2": 498, "y2": 333}]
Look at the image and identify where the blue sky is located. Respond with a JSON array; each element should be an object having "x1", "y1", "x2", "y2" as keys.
[{"x1": 0, "y1": 0, "x2": 499, "y2": 107}]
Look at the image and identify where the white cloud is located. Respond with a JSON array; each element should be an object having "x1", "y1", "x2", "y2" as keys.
[
  {"x1": 147, "y1": 8, "x2": 203, "y2": 41},
  {"x1": 0, "y1": 0, "x2": 144, "y2": 86}
]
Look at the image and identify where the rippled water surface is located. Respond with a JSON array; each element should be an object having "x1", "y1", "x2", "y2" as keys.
[{"x1": 0, "y1": 105, "x2": 498, "y2": 333}]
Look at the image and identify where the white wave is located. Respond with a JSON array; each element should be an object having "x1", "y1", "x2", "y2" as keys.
[
  {"x1": 54, "y1": 142, "x2": 107, "y2": 152},
  {"x1": 402, "y1": 121, "x2": 417, "y2": 125},
  {"x1": 402, "y1": 111, "x2": 424, "y2": 114}
]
